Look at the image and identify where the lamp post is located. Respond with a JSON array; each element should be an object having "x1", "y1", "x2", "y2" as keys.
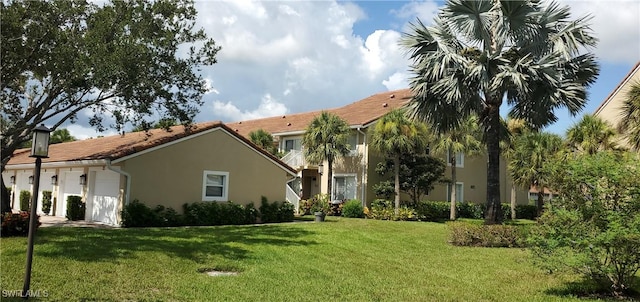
[{"x1": 22, "y1": 124, "x2": 51, "y2": 299}]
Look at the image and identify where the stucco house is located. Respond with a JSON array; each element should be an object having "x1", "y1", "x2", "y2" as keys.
[
  {"x1": 3, "y1": 122, "x2": 297, "y2": 226},
  {"x1": 227, "y1": 88, "x2": 529, "y2": 207},
  {"x1": 594, "y1": 61, "x2": 640, "y2": 148}
]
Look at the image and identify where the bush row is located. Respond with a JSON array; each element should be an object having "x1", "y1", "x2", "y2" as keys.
[
  {"x1": 365, "y1": 200, "x2": 537, "y2": 221},
  {"x1": 448, "y1": 221, "x2": 529, "y2": 248},
  {"x1": 121, "y1": 197, "x2": 294, "y2": 228},
  {"x1": 1, "y1": 211, "x2": 40, "y2": 237}
]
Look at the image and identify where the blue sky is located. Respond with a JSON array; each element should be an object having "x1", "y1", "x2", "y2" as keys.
[{"x1": 68, "y1": 0, "x2": 640, "y2": 139}]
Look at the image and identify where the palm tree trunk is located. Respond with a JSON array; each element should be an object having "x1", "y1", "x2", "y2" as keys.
[
  {"x1": 394, "y1": 155, "x2": 400, "y2": 215},
  {"x1": 327, "y1": 158, "x2": 333, "y2": 201},
  {"x1": 510, "y1": 186, "x2": 517, "y2": 220},
  {"x1": 537, "y1": 186, "x2": 544, "y2": 216},
  {"x1": 450, "y1": 155, "x2": 457, "y2": 220},
  {"x1": 484, "y1": 102, "x2": 503, "y2": 225}
]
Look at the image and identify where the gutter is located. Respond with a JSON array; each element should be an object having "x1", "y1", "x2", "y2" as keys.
[
  {"x1": 357, "y1": 127, "x2": 367, "y2": 206},
  {"x1": 106, "y1": 160, "x2": 132, "y2": 206}
]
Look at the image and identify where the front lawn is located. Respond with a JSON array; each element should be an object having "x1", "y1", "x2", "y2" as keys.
[{"x1": 0, "y1": 218, "x2": 603, "y2": 301}]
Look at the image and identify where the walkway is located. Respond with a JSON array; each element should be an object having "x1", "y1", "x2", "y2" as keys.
[{"x1": 39, "y1": 216, "x2": 118, "y2": 229}]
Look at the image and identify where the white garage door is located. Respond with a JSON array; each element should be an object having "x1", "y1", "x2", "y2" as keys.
[
  {"x1": 57, "y1": 171, "x2": 83, "y2": 217},
  {"x1": 90, "y1": 171, "x2": 120, "y2": 225}
]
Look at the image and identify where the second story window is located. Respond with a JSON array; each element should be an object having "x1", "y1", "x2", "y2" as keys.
[{"x1": 283, "y1": 138, "x2": 302, "y2": 152}]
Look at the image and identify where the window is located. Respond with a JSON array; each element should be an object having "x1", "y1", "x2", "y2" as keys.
[
  {"x1": 333, "y1": 175, "x2": 357, "y2": 201},
  {"x1": 347, "y1": 133, "x2": 358, "y2": 156},
  {"x1": 283, "y1": 138, "x2": 302, "y2": 152},
  {"x1": 446, "y1": 182, "x2": 464, "y2": 203},
  {"x1": 447, "y1": 150, "x2": 464, "y2": 167},
  {"x1": 202, "y1": 171, "x2": 229, "y2": 201}
]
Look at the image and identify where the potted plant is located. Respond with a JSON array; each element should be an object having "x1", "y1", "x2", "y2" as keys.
[{"x1": 310, "y1": 194, "x2": 330, "y2": 222}]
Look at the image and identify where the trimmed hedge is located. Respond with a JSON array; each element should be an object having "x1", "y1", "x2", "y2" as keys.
[
  {"x1": 66, "y1": 195, "x2": 85, "y2": 221},
  {"x1": 341, "y1": 200, "x2": 364, "y2": 218},
  {"x1": 448, "y1": 221, "x2": 528, "y2": 248},
  {"x1": 1, "y1": 211, "x2": 40, "y2": 237},
  {"x1": 367, "y1": 200, "x2": 538, "y2": 222},
  {"x1": 121, "y1": 197, "x2": 292, "y2": 228},
  {"x1": 19, "y1": 190, "x2": 31, "y2": 211}
]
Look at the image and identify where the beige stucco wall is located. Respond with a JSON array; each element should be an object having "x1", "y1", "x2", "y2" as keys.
[{"x1": 120, "y1": 128, "x2": 293, "y2": 211}]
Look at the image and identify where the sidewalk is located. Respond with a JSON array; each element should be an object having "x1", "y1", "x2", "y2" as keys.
[{"x1": 39, "y1": 215, "x2": 118, "y2": 229}]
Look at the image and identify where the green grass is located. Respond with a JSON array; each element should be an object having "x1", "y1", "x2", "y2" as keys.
[{"x1": 0, "y1": 218, "x2": 615, "y2": 301}]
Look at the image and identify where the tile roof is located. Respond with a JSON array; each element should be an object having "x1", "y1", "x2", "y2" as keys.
[
  {"x1": 226, "y1": 88, "x2": 412, "y2": 137},
  {"x1": 7, "y1": 122, "x2": 297, "y2": 174}
]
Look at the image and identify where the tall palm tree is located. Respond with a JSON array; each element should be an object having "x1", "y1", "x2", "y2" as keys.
[
  {"x1": 371, "y1": 109, "x2": 430, "y2": 214},
  {"x1": 400, "y1": 0, "x2": 599, "y2": 224},
  {"x1": 501, "y1": 118, "x2": 530, "y2": 219},
  {"x1": 509, "y1": 131, "x2": 563, "y2": 216},
  {"x1": 249, "y1": 129, "x2": 277, "y2": 155},
  {"x1": 566, "y1": 114, "x2": 618, "y2": 154},
  {"x1": 430, "y1": 115, "x2": 483, "y2": 220},
  {"x1": 302, "y1": 112, "x2": 351, "y2": 200},
  {"x1": 619, "y1": 81, "x2": 640, "y2": 150}
]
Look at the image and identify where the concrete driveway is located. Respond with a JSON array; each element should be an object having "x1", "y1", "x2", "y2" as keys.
[{"x1": 39, "y1": 216, "x2": 118, "y2": 229}]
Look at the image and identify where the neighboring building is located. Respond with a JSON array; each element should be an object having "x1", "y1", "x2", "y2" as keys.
[
  {"x1": 227, "y1": 88, "x2": 529, "y2": 207},
  {"x1": 594, "y1": 61, "x2": 640, "y2": 148},
  {"x1": 3, "y1": 122, "x2": 297, "y2": 225}
]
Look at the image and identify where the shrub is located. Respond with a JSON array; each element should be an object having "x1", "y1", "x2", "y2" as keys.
[
  {"x1": 277, "y1": 202, "x2": 295, "y2": 222},
  {"x1": 514, "y1": 204, "x2": 537, "y2": 220},
  {"x1": 20, "y1": 190, "x2": 31, "y2": 211},
  {"x1": 65, "y1": 195, "x2": 85, "y2": 220},
  {"x1": 122, "y1": 200, "x2": 163, "y2": 227},
  {"x1": 366, "y1": 199, "x2": 417, "y2": 221},
  {"x1": 529, "y1": 151, "x2": 640, "y2": 297},
  {"x1": 1, "y1": 211, "x2": 40, "y2": 237},
  {"x1": 298, "y1": 199, "x2": 313, "y2": 215},
  {"x1": 41, "y1": 190, "x2": 52, "y2": 215},
  {"x1": 341, "y1": 200, "x2": 364, "y2": 218},
  {"x1": 415, "y1": 201, "x2": 449, "y2": 221},
  {"x1": 259, "y1": 197, "x2": 294, "y2": 223},
  {"x1": 448, "y1": 222, "x2": 527, "y2": 248},
  {"x1": 244, "y1": 203, "x2": 259, "y2": 224}
]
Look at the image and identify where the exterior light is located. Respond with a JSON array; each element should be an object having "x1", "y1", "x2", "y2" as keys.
[
  {"x1": 51, "y1": 175, "x2": 58, "y2": 186},
  {"x1": 79, "y1": 174, "x2": 87, "y2": 186},
  {"x1": 318, "y1": 163, "x2": 324, "y2": 175},
  {"x1": 10, "y1": 175, "x2": 16, "y2": 185},
  {"x1": 30, "y1": 124, "x2": 52, "y2": 158},
  {"x1": 23, "y1": 124, "x2": 52, "y2": 298}
]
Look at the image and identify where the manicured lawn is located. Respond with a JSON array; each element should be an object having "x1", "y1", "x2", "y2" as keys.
[{"x1": 0, "y1": 218, "x2": 606, "y2": 301}]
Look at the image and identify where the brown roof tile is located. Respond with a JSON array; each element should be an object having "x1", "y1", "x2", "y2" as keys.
[
  {"x1": 227, "y1": 88, "x2": 411, "y2": 137},
  {"x1": 7, "y1": 122, "x2": 297, "y2": 174}
]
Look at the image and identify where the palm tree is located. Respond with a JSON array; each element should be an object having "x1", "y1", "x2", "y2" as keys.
[
  {"x1": 509, "y1": 131, "x2": 563, "y2": 216},
  {"x1": 400, "y1": 0, "x2": 599, "y2": 224},
  {"x1": 249, "y1": 129, "x2": 277, "y2": 155},
  {"x1": 566, "y1": 114, "x2": 618, "y2": 154},
  {"x1": 371, "y1": 109, "x2": 430, "y2": 215},
  {"x1": 501, "y1": 118, "x2": 531, "y2": 219},
  {"x1": 619, "y1": 81, "x2": 640, "y2": 150},
  {"x1": 430, "y1": 115, "x2": 482, "y2": 220},
  {"x1": 302, "y1": 112, "x2": 351, "y2": 200}
]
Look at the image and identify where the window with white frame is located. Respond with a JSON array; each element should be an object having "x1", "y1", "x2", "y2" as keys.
[
  {"x1": 446, "y1": 182, "x2": 464, "y2": 203},
  {"x1": 283, "y1": 138, "x2": 302, "y2": 152},
  {"x1": 202, "y1": 171, "x2": 229, "y2": 201},
  {"x1": 347, "y1": 133, "x2": 358, "y2": 155},
  {"x1": 333, "y1": 175, "x2": 357, "y2": 201},
  {"x1": 447, "y1": 150, "x2": 464, "y2": 167}
]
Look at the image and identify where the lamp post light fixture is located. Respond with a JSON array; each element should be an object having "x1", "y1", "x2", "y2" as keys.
[
  {"x1": 22, "y1": 124, "x2": 51, "y2": 299},
  {"x1": 10, "y1": 175, "x2": 16, "y2": 185},
  {"x1": 79, "y1": 174, "x2": 87, "y2": 186},
  {"x1": 318, "y1": 163, "x2": 324, "y2": 175},
  {"x1": 28, "y1": 175, "x2": 34, "y2": 184},
  {"x1": 51, "y1": 175, "x2": 58, "y2": 186}
]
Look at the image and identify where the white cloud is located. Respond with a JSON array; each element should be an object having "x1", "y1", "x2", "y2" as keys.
[
  {"x1": 560, "y1": 0, "x2": 640, "y2": 64},
  {"x1": 203, "y1": 78, "x2": 219, "y2": 95},
  {"x1": 212, "y1": 94, "x2": 288, "y2": 122},
  {"x1": 393, "y1": 0, "x2": 440, "y2": 25},
  {"x1": 66, "y1": 124, "x2": 117, "y2": 140},
  {"x1": 382, "y1": 72, "x2": 409, "y2": 91}
]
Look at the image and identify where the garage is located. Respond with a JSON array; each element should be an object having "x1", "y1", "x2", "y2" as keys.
[
  {"x1": 87, "y1": 170, "x2": 120, "y2": 225},
  {"x1": 56, "y1": 170, "x2": 83, "y2": 217}
]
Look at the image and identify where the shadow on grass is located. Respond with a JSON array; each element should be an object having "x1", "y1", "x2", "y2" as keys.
[
  {"x1": 32, "y1": 224, "x2": 317, "y2": 263},
  {"x1": 545, "y1": 277, "x2": 640, "y2": 301}
]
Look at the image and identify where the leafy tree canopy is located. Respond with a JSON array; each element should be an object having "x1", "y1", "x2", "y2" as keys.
[{"x1": 1, "y1": 0, "x2": 220, "y2": 167}]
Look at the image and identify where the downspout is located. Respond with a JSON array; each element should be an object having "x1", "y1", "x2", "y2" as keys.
[
  {"x1": 357, "y1": 127, "x2": 367, "y2": 206},
  {"x1": 106, "y1": 160, "x2": 131, "y2": 206}
]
